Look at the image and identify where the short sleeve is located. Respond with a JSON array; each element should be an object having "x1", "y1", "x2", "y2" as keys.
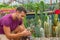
[{"x1": 2, "y1": 19, "x2": 10, "y2": 26}]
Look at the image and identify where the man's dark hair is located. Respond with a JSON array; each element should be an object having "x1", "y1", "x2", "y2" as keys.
[{"x1": 16, "y1": 6, "x2": 27, "y2": 13}]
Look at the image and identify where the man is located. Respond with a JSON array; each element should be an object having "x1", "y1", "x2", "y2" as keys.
[{"x1": 0, "y1": 7, "x2": 31, "y2": 40}]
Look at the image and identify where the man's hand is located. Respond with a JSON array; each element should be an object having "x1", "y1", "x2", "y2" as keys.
[{"x1": 21, "y1": 29, "x2": 31, "y2": 36}]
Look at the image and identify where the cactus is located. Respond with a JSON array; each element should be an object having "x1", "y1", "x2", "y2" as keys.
[
  {"x1": 53, "y1": 14, "x2": 58, "y2": 26},
  {"x1": 44, "y1": 14, "x2": 52, "y2": 37},
  {"x1": 55, "y1": 22, "x2": 60, "y2": 37},
  {"x1": 40, "y1": 27, "x2": 45, "y2": 37},
  {"x1": 44, "y1": 21, "x2": 50, "y2": 37}
]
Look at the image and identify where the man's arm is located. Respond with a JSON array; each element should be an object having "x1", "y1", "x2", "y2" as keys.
[
  {"x1": 13, "y1": 24, "x2": 31, "y2": 36},
  {"x1": 3, "y1": 25, "x2": 30, "y2": 39}
]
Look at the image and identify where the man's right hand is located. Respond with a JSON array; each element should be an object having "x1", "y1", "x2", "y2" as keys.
[{"x1": 21, "y1": 29, "x2": 31, "y2": 36}]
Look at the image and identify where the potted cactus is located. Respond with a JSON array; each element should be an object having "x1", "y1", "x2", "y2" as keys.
[
  {"x1": 53, "y1": 14, "x2": 58, "y2": 26},
  {"x1": 55, "y1": 22, "x2": 60, "y2": 37}
]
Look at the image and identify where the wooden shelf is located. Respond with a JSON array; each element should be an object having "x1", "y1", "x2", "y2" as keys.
[{"x1": 27, "y1": 11, "x2": 54, "y2": 14}]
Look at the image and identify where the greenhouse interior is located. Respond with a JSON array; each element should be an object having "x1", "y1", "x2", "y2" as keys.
[{"x1": 0, "y1": 0, "x2": 60, "y2": 40}]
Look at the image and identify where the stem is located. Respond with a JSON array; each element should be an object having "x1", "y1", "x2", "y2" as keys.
[{"x1": 35, "y1": 10, "x2": 38, "y2": 27}]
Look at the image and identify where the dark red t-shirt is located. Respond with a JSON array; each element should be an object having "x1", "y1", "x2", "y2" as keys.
[{"x1": 0, "y1": 14, "x2": 22, "y2": 34}]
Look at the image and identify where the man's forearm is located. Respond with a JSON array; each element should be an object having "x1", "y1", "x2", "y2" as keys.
[{"x1": 6, "y1": 32, "x2": 24, "y2": 39}]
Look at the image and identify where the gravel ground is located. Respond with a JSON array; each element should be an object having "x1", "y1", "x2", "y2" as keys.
[{"x1": 32, "y1": 37, "x2": 60, "y2": 40}]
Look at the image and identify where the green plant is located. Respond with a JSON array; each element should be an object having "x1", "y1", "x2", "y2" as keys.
[
  {"x1": 53, "y1": 14, "x2": 58, "y2": 26},
  {"x1": 0, "y1": 3, "x2": 8, "y2": 8},
  {"x1": 23, "y1": 16, "x2": 28, "y2": 28},
  {"x1": 23, "y1": 0, "x2": 49, "y2": 37},
  {"x1": 55, "y1": 23, "x2": 60, "y2": 37},
  {"x1": 23, "y1": 2, "x2": 35, "y2": 12},
  {"x1": 44, "y1": 21, "x2": 50, "y2": 37},
  {"x1": 39, "y1": 1, "x2": 49, "y2": 28},
  {"x1": 39, "y1": 1, "x2": 45, "y2": 28}
]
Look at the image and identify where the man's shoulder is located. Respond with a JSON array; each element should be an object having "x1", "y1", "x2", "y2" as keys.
[{"x1": 0, "y1": 14, "x2": 12, "y2": 21}]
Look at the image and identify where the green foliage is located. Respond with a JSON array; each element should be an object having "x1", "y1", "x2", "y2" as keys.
[
  {"x1": 23, "y1": 1, "x2": 49, "y2": 37},
  {"x1": 39, "y1": 1, "x2": 49, "y2": 28},
  {"x1": 23, "y1": 2, "x2": 34, "y2": 12},
  {"x1": 33, "y1": 26, "x2": 41, "y2": 37},
  {"x1": 23, "y1": 16, "x2": 28, "y2": 28},
  {"x1": 0, "y1": 3, "x2": 23, "y2": 8},
  {"x1": 39, "y1": 1, "x2": 49, "y2": 12},
  {"x1": 23, "y1": 1, "x2": 49, "y2": 12},
  {"x1": 0, "y1": 3, "x2": 8, "y2": 8}
]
